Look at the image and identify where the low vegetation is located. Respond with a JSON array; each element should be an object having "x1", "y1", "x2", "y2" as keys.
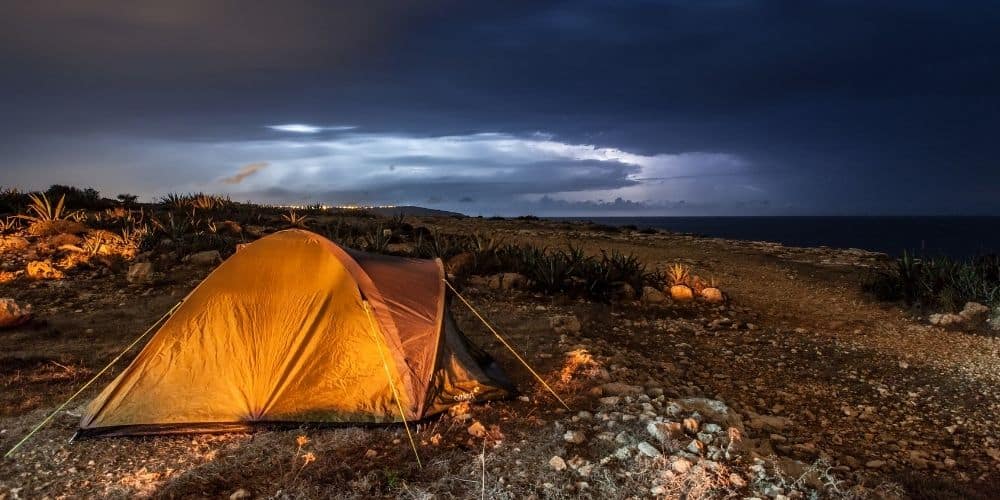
[{"x1": 863, "y1": 251, "x2": 1000, "y2": 312}]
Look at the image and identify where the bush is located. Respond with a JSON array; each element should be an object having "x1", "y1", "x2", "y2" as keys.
[
  {"x1": 44, "y1": 185, "x2": 112, "y2": 210},
  {"x1": 863, "y1": 251, "x2": 1000, "y2": 311}
]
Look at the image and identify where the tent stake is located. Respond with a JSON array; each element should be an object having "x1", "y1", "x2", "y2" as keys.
[
  {"x1": 443, "y1": 279, "x2": 571, "y2": 411},
  {"x1": 363, "y1": 301, "x2": 423, "y2": 469},
  {"x1": 4, "y1": 300, "x2": 183, "y2": 459}
]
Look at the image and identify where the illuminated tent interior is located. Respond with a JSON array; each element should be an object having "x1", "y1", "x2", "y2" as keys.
[{"x1": 78, "y1": 229, "x2": 513, "y2": 437}]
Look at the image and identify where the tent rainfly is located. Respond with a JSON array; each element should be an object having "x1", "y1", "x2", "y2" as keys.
[{"x1": 77, "y1": 229, "x2": 514, "y2": 437}]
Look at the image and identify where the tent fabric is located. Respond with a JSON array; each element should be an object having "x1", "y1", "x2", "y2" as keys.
[{"x1": 78, "y1": 229, "x2": 513, "y2": 437}]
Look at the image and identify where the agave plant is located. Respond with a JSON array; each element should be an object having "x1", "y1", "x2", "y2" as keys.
[
  {"x1": 0, "y1": 216, "x2": 21, "y2": 233},
  {"x1": 18, "y1": 193, "x2": 81, "y2": 222},
  {"x1": 282, "y1": 209, "x2": 311, "y2": 228},
  {"x1": 666, "y1": 263, "x2": 691, "y2": 287},
  {"x1": 360, "y1": 224, "x2": 392, "y2": 253}
]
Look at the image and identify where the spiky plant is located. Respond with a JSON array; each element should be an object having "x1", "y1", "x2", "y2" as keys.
[
  {"x1": 360, "y1": 224, "x2": 392, "y2": 253},
  {"x1": 18, "y1": 193, "x2": 80, "y2": 222},
  {"x1": 282, "y1": 209, "x2": 311, "y2": 228},
  {"x1": 666, "y1": 263, "x2": 691, "y2": 287}
]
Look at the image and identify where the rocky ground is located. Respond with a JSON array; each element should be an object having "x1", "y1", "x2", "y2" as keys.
[{"x1": 1, "y1": 216, "x2": 999, "y2": 499}]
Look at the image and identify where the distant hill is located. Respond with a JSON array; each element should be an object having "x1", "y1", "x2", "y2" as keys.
[{"x1": 368, "y1": 206, "x2": 465, "y2": 218}]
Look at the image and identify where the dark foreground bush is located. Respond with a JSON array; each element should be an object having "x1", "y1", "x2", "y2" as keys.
[{"x1": 863, "y1": 251, "x2": 1000, "y2": 312}]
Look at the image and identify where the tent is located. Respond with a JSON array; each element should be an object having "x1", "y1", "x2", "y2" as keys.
[{"x1": 77, "y1": 229, "x2": 514, "y2": 437}]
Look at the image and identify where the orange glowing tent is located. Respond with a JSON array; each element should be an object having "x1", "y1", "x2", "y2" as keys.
[{"x1": 77, "y1": 229, "x2": 513, "y2": 437}]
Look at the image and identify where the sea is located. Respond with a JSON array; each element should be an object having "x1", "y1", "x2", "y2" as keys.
[{"x1": 547, "y1": 216, "x2": 1000, "y2": 259}]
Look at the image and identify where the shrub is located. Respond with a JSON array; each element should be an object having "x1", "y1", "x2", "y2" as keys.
[
  {"x1": 863, "y1": 251, "x2": 1000, "y2": 311},
  {"x1": 44, "y1": 185, "x2": 111, "y2": 210}
]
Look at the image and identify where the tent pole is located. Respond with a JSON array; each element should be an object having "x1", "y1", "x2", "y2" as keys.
[
  {"x1": 362, "y1": 301, "x2": 423, "y2": 469},
  {"x1": 4, "y1": 300, "x2": 183, "y2": 459},
  {"x1": 443, "y1": 279, "x2": 571, "y2": 411}
]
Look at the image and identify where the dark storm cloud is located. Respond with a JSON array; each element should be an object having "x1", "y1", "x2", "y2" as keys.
[{"x1": 1, "y1": 1, "x2": 998, "y2": 214}]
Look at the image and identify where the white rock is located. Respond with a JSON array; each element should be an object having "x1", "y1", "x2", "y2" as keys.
[
  {"x1": 564, "y1": 430, "x2": 586, "y2": 444},
  {"x1": 549, "y1": 455, "x2": 567, "y2": 471},
  {"x1": 637, "y1": 441, "x2": 661, "y2": 458}
]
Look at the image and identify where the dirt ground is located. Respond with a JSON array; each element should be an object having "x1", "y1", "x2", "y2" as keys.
[{"x1": 1, "y1": 217, "x2": 998, "y2": 499}]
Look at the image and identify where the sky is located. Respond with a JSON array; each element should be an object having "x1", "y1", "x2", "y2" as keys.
[{"x1": 2, "y1": 1, "x2": 999, "y2": 216}]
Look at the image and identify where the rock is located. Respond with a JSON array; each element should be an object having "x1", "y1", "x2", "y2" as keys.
[
  {"x1": 550, "y1": 315, "x2": 582, "y2": 335},
  {"x1": 929, "y1": 312, "x2": 964, "y2": 329},
  {"x1": 548, "y1": 455, "x2": 567, "y2": 471},
  {"x1": 647, "y1": 421, "x2": 684, "y2": 443},
  {"x1": 598, "y1": 396, "x2": 621, "y2": 406},
  {"x1": 600, "y1": 382, "x2": 643, "y2": 396},
  {"x1": 612, "y1": 283, "x2": 636, "y2": 301},
  {"x1": 184, "y1": 250, "x2": 222, "y2": 266},
  {"x1": 564, "y1": 430, "x2": 586, "y2": 444},
  {"x1": 747, "y1": 412, "x2": 792, "y2": 432},
  {"x1": 445, "y1": 252, "x2": 475, "y2": 276},
  {"x1": 26, "y1": 220, "x2": 88, "y2": 237},
  {"x1": 229, "y1": 489, "x2": 250, "y2": 500},
  {"x1": 641, "y1": 286, "x2": 666, "y2": 304},
  {"x1": 686, "y1": 439, "x2": 705, "y2": 455},
  {"x1": 959, "y1": 302, "x2": 990, "y2": 328},
  {"x1": 865, "y1": 460, "x2": 885, "y2": 469},
  {"x1": 676, "y1": 398, "x2": 744, "y2": 431},
  {"x1": 217, "y1": 220, "x2": 243, "y2": 235},
  {"x1": 672, "y1": 457, "x2": 692, "y2": 473},
  {"x1": 127, "y1": 262, "x2": 155, "y2": 284},
  {"x1": 364, "y1": 449, "x2": 378, "y2": 458},
  {"x1": 467, "y1": 421, "x2": 487, "y2": 438},
  {"x1": 487, "y1": 272, "x2": 527, "y2": 290},
  {"x1": 0, "y1": 298, "x2": 32, "y2": 329},
  {"x1": 0, "y1": 236, "x2": 30, "y2": 252},
  {"x1": 26, "y1": 260, "x2": 65, "y2": 280},
  {"x1": 683, "y1": 418, "x2": 700, "y2": 434},
  {"x1": 669, "y1": 284, "x2": 694, "y2": 302},
  {"x1": 637, "y1": 441, "x2": 661, "y2": 458},
  {"x1": 700, "y1": 287, "x2": 725, "y2": 303}
]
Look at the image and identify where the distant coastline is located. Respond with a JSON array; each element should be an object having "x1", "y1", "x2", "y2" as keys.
[{"x1": 547, "y1": 216, "x2": 1000, "y2": 259}]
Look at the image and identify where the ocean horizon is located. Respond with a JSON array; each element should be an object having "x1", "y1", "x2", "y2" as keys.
[{"x1": 547, "y1": 216, "x2": 1000, "y2": 259}]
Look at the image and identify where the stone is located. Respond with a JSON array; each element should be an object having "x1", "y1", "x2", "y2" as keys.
[
  {"x1": 127, "y1": 262, "x2": 154, "y2": 284},
  {"x1": 600, "y1": 382, "x2": 643, "y2": 396},
  {"x1": 26, "y1": 220, "x2": 87, "y2": 237},
  {"x1": 686, "y1": 439, "x2": 705, "y2": 455},
  {"x1": 747, "y1": 412, "x2": 792, "y2": 432},
  {"x1": 637, "y1": 441, "x2": 661, "y2": 458},
  {"x1": 564, "y1": 430, "x2": 586, "y2": 444},
  {"x1": 865, "y1": 460, "x2": 885, "y2": 469},
  {"x1": 445, "y1": 252, "x2": 475, "y2": 276},
  {"x1": 929, "y1": 313, "x2": 964, "y2": 329},
  {"x1": 672, "y1": 457, "x2": 692, "y2": 473},
  {"x1": 467, "y1": 421, "x2": 487, "y2": 438},
  {"x1": 26, "y1": 260, "x2": 64, "y2": 280},
  {"x1": 487, "y1": 272, "x2": 527, "y2": 290},
  {"x1": 641, "y1": 286, "x2": 666, "y2": 304},
  {"x1": 550, "y1": 315, "x2": 582, "y2": 335},
  {"x1": 683, "y1": 418, "x2": 700, "y2": 434},
  {"x1": 612, "y1": 283, "x2": 636, "y2": 301},
  {"x1": 0, "y1": 236, "x2": 30, "y2": 252},
  {"x1": 700, "y1": 287, "x2": 725, "y2": 303},
  {"x1": 959, "y1": 302, "x2": 990, "y2": 328},
  {"x1": 670, "y1": 284, "x2": 694, "y2": 302},
  {"x1": 184, "y1": 250, "x2": 222, "y2": 266},
  {"x1": 229, "y1": 489, "x2": 250, "y2": 500},
  {"x1": 598, "y1": 396, "x2": 621, "y2": 406},
  {"x1": 0, "y1": 298, "x2": 32, "y2": 329},
  {"x1": 216, "y1": 220, "x2": 242, "y2": 235},
  {"x1": 647, "y1": 421, "x2": 684, "y2": 443},
  {"x1": 548, "y1": 455, "x2": 567, "y2": 471}
]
